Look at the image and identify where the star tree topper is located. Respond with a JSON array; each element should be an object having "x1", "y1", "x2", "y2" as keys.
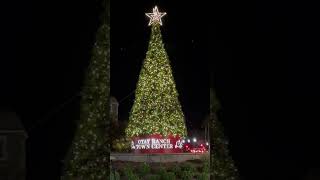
[{"x1": 145, "y1": 6, "x2": 166, "y2": 26}]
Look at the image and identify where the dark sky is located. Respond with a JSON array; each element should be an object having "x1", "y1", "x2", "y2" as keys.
[
  {"x1": 210, "y1": 1, "x2": 320, "y2": 179},
  {"x1": 1, "y1": 0, "x2": 320, "y2": 179},
  {"x1": 2, "y1": 0, "x2": 102, "y2": 179}
]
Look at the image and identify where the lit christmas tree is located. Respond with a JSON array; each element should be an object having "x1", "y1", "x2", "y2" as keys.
[
  {"x1": 210, "y1": 88, "x2": 239, "y2": 179},
  {"x1": 64, "y1": 11, "x2": 110, "y2": 179},
  {"x1": 126, "y1": 6, "x2": 187, "y2": 138}
]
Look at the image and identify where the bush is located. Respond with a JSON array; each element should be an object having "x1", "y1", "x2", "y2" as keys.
[
  {"x1": 158, "y1": 166, "x2": 167, "y2": 177},
  {"x1": 172, "y1": 165, "x2": 182, "y2": 178},
  {"x1": 146, "y1": 174, "x2": 161, "y2": 180},
  {"x1": 161, "y1": 172, "x2": 176, "y2": 180},
  {"x1": 123, "y1": 164, "x2": 140, "y2": 180},
  {"x1": 124, "y1": 164, "x2": 133, "y2": 173},
  {"x1": 139, "y1": 162, "x2": 151, "y2": 176},
  {"x1": 202, "y1": 161, "x2": 209, "y2": 173},
  {"x1": 110, "y1": 170, "x2": 120, "y2": 180},
  {"x1": 181, "y1": 163, "x2": 196, "y2": 172},
  {"x1": 127, "y1": 173, "x2": 140, "y2": 180},
  {"x1": 123, "y1": 165, "x2": 134, "y2": 178},
  {"x1": 197, "y1": 173, "x2": 209, "y2": 180},
  {"x1": 180, "y1": 170, "x2": 194, "y2": 180}
]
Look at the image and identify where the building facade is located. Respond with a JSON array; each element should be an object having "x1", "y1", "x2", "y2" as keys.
[{"x1": 0, "y1": 112, "x2": 27, "y2": 180}]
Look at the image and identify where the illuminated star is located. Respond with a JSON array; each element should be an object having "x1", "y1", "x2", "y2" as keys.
[{"x1": 145, "y1": 6, "x2": 166, "y2": 26}]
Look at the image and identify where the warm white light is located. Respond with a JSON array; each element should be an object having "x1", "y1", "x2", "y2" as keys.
[
  {"x1": 193, "y1": 138, "x2": 197, "y2": 142},
  {"x1": 206, "y1": 142, "x2": 209, "y2": 146},
  {"x1": 145, "y1": 6, "x2": 166, "y2": 26}
]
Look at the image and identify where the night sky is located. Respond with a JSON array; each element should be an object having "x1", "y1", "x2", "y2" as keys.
[{"x1": 1, "y1": 0, "x2": 320, "y2": 179}]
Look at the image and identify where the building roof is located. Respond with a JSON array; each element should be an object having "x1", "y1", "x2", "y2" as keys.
[{"x1": 0, "y1": 111, "x2": 26, "y2": 133}]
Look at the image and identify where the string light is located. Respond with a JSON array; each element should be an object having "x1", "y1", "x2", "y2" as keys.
[{"x1": 126, "y1": 7, "x2": 187, "y2": 139}]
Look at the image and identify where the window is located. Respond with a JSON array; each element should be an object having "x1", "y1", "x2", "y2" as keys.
[{"x1": 0, "y1": 136, "x2": 7, "y2": 160}]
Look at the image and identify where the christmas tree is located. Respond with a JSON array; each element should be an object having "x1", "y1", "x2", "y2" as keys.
[
  {"x1": 210, "y1": 88, "x2": 239, "y2": 179},
  {"x1": 126, "y1": 6, "x2": 187, "y2": 138},
  {"x1": 64, "y1": 11, "x2": 110, "y2": 179}
]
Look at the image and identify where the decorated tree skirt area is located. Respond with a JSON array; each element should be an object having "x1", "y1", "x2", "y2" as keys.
[{"x1": 110, "y1": 159, "x2": 210, "y2": 180}]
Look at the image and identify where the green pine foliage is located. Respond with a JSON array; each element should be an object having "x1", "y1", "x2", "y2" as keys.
[
  {"x1": 64, "y1": 21, "x2": 110, "y2": 179},
  {"x1": 210, "y1": 88, "x2": 239, "y2": 180},
  {"x1": 126, "y1": 24, "x2": 187, "y2": 138}
]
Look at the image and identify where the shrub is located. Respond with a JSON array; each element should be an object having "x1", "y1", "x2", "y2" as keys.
[
  {"x1": 110, "y1": 170, "x2": 120, "y2": 180},
  {"x1": 158, "y1": 166, "x2": 167, "y2": 177},
  {"x1": 172, "y1": 164, "x2": 181, "y2": 172},
  {"x1": 202, "y1": 161, "x2": 209, "y2": 173},
  {"x1": 139, "y1": 162, "x2": 151, "y2": 176},
  {"x1": 146, "y1": 174, "x2": 161, "y2": 180},
  {"x1": 127, "y1": 173, "x2": 140, "y2": 180},
  {"x1": 161, "y1": 172, "x2": 176, "y2": 180},
  {"x1": 181, "y1": 163, "x2": 196, "y2": 172},
  {"x1": 172, "y1": 165, "x2": 182, "y2": 178},
  {"x1": 123, "y1": 165, "x2": 134, "y2": 178},
  {"x1": 197, "y1": 173, "x2": 209, "y2": 180},
  {"x1": 115, "y1": 171, "x2": 120, "y2": 180},
  {"x1": 180, "y1": 170, "x2": 194, "y2": 180}
]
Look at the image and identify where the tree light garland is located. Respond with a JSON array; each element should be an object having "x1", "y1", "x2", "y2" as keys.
[{"x1": 126, "y1": 6, "x2": 187, "y2": 139}]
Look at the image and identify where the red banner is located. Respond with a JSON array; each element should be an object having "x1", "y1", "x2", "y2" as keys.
[{"x1": 131, "y1": 134, "x2": 184, "y2": 153}]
